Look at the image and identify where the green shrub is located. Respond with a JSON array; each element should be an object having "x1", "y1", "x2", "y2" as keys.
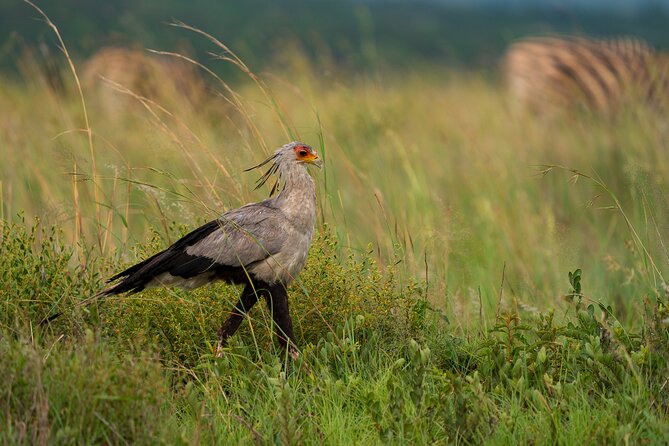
[
  {"x1": 290, "y1": 229, "x2": 426, "y2": 345},
  {"x1": 0, "y1": 217, "x2": 102, "y2": 335},
  {"x1": 0, "y1": 331, "x2": 169, "y2": 445}
]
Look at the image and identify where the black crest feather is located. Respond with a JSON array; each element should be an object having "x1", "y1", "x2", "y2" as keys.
[{"x1": 244, "y1": 153, "x2": 281, "y2": 195}]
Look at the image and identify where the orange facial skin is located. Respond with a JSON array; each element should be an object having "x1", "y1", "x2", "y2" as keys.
[{"x1": 294, "y1": 145, "x2": 320, "y2": 164}]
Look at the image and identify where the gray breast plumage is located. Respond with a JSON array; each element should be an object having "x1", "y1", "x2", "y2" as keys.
[
  {"x1": 177, "y1": 171, "x2": 317, "y2": 287},
  {"x1": 247, "y1": 181, "x2": 317, "y2": 285}
]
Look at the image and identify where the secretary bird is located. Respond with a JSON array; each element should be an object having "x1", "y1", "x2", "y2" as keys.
[{"x1": 103, "y1": 142, "x2": 321, "y2": 357}]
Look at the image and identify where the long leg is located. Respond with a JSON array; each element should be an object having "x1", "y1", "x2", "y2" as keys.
[
  {"x1": 216, "y1": 283, "x2": 260, "y2": 356},
  {"x1": 264, "y1": 283, "x2": 297, "y2": 357}
]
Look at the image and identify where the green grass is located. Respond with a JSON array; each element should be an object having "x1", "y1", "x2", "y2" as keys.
[
  {"x1": 2, "y1": 219, "x2": 668, "y2": 444},
  {"x1": 1, "y1": 17, "x2": 669, "y2": 444}
]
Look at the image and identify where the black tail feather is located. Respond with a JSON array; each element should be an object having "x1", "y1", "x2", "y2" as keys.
[
  {"x1": 41, "y1": 219, "x2": 235, "y2": 325},
  {"x1": 39, "y1": 311, "x2": 63, "y2": 326},
  {"x1": 103, "y1": 219, "x2": 224, "y2": 295},
  {"x1": 101, "y1": 250, "x2": 168, "y2": 295},
  {"x1": 106, "y1": 248, "x2": 166, "y2": 283}
]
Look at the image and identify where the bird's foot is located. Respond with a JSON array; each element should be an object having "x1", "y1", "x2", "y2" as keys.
[
  {"x1": 215, "y1": 340, "x2": 226, "y2": 358},
  {"x1": 288, "y1": 346, "x2": 300, "y2": 360}
]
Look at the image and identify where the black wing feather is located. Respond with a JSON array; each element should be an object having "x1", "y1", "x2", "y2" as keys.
[
  {"x1": 103, "y1": 201, "x2": 287, "y2": 295},
  {"x1": 103, "y1": 220, "x2": 227, "y2": 295}
]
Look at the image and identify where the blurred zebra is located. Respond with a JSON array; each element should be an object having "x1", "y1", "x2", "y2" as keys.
[{"x1": 503, "y1": 36, "x2": 669, "y2": 115}]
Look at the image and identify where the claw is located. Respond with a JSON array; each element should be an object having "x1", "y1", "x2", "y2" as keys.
[
  {"x1": 288, "y1": 346, "x2": 300, "y2": 360},
  {"x1": 215, "y1": 340, "x2": 226, "y2": 358}
]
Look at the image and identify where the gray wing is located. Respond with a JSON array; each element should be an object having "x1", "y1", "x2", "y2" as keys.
[{"x1": 185, "y1": 201, "x2": 288, "y2": 267}]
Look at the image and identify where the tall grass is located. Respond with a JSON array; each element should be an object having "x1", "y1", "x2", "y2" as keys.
[
  {"x1": 1, "y1": 11, "x2": 668, "y2": 443},
  {"x1": 2, "y1": 37, "x2": 668, "y2": 321}
]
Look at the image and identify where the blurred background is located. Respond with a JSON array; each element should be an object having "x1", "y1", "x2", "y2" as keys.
[{"x1": 2, "y1": 0, "x2": 669, "y2": 76}]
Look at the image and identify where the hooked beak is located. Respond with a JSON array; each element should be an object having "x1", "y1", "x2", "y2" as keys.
[{"x1": 305, "y1": 154, "x2": 323, "y2": 169}]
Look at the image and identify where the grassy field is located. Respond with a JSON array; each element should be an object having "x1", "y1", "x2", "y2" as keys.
[{"x1": 1, "y1": 20, "x2": 669, "y2": 444}]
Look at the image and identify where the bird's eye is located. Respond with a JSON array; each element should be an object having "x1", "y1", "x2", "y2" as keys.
[{"x1": 298, "y1": 150, "x2": 308, "y2": 157}]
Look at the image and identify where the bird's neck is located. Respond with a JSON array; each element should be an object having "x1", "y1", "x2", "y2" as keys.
[{"x1": 274, "y1": 164, "x2": 317, "y2": 226}]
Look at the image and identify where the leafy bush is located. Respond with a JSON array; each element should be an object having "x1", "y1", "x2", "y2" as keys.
[
  {"x1": 0, "y1": 332, "x2": 169, "y2": 445},
  {"x1": 0, "y1": 217, "x2": 102, "y2": 334},
  {"x1": 290, "y1": 229, "x2": 426, "y2": 344}
]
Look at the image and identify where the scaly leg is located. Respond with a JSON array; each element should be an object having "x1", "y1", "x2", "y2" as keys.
[
  {"x1": 216, "y1": 283, "x2": 260, "y2": 357},
  {"x1": 264, "y1": 284, "x2": 298, "y2": 359}
]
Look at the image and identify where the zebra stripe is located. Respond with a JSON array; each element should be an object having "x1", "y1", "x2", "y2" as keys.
[{"x1": 503, "y1": 36, "x2": 667, "y2": 114}]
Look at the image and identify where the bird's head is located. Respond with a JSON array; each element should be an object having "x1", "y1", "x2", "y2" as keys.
[
  {"x1": 245, "y1": 141, "x2": 322, "y2": 195},
  {"x1": 278, "y1": 141, "x2": 322, "y2": 168}
]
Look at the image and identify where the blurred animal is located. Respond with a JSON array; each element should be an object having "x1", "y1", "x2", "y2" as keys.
[
  {"x1": 82, "y1": 46, "x2": 206, "y2": 113},
  {"x1": 99, "y1": 142, "x2": 320, "y2": 358},
  {"x1": 503, "y1": 36, "x2": 669, "y2": 115}
]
